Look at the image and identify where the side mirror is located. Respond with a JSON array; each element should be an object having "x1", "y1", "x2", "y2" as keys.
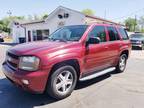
[{"x1": 87, "y1": 37, "x2": 101, "y2": 45}]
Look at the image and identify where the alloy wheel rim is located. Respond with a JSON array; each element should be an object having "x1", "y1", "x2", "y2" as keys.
[
  {"x1": 55, "y1": 70, "x2": 73, "y2": 94},
  {"x1": 119, "y1": 55, "x2": 126, "y2": 71}
]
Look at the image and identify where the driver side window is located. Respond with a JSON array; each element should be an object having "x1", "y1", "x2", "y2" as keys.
[{"x1": 88, "y1": 26, "x2": 106, "y2": 42}]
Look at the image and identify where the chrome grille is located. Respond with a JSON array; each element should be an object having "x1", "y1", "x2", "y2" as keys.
[
  {"x1": 6, "y1": 52, "x2": 19, "y2": 69},
  {"x1": 130, "y1": 40, "x2": 138, "y2": 43},
  {"x1": 7, "y1": 52, "x2": 19, "y2": 59}
]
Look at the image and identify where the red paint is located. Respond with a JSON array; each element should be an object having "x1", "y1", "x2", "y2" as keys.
[{"x1": 2, "y1": 24, "x2": 131, "y2": 93}]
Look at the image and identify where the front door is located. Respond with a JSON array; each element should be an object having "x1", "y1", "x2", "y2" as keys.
[
  {"x1": 28, "y1": 31, "x2": 31, "y2": 42},
  {"x1": 84, "y1": 26, "x2": 110, "y2": 74}
]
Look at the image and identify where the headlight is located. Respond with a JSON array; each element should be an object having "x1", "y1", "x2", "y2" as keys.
[
  {"x1": 136, "y1": 41, "x2": 142, "y2": 44},
  {"x1": 19, "y1": 56, "x2": 40, "y2": 71}
]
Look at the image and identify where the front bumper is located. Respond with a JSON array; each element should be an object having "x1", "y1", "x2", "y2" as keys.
[
  {"x1": 2, "y1": 63, "x2": 50, "y2": 94},
  {"x1": 131, "y1": 43, "x2": 143, "y2": 48}
]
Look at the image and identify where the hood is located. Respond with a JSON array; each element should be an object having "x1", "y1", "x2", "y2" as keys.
[
  {"x1": 130, "y1": 37, "x2": 144, "y2": 41},
  {"x1": 9, "y1": 41, "x2": 80, "y2": 55}
]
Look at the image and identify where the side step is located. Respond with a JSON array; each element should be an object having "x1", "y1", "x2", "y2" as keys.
[{"x1": 79, "y1": 67, "x2": 116, "y2": 81}]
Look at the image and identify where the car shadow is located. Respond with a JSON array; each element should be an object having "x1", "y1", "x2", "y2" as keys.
[
  {"x1": 0, "y1": 72, "x2": 118, "y2": 108},
  {"x1": 132, "y1": 47, "x2": 142, "y2": 50},
  {"x1": 75, "y1": 73, "x2": 111, "y2": 90},
  {"x1": 0, "y1": 78, "x2": 56, "y2": 108}
]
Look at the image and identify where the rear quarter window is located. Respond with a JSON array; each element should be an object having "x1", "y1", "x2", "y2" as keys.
[{"x1": 118, "y1": 28, "x2": 129, "y2": 40}]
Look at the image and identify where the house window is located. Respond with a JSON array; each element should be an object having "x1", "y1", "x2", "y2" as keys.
[
  {"x1": 43, "y1": 30, "x2": 49, "y2": 39},
  {"x1": 32, "y1": 30, "x2": 37, "y2": 41},
  {"x1": 32, "y1": 29, "x2": 50, "y2": 41}
]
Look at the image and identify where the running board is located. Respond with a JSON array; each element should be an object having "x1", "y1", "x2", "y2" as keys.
[{"x1": 79, "y1": 67, "x2": 116, "y2": 81}]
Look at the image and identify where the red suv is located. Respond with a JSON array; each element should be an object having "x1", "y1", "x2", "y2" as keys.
[{"x1": 2, "y1": 24, "x2": 131, "y2": 99}]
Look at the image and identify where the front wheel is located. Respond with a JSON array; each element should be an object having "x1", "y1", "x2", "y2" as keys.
[
  {"x1": 115, "y1": 54, "x2": 127, "y2": 73},
  {"x1": 46, "y1": 65, "x2": 77, "y2": 100},
  {"x1": 140, "y1": 45, "x2": 144, "y2": 50}
]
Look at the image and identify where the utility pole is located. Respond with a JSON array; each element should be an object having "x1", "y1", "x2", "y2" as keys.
[
  {"x1": 134, "y1": 15, "x2": 137, "y2": 32},
  {"x1": 104, "y1": 9, "x2": 106, "y2": 19},
  {"x1": 7, "y1": 10, "x2": 12, "y2": 17}
]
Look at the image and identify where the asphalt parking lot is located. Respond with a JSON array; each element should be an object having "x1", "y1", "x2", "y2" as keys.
[{"x1": 0, "y1": 44, "x2": 144, "y2": 108}]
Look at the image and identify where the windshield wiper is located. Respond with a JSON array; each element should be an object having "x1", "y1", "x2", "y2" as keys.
[
  {"x1": 56, "y1": 38, "x2": 67, "y2": 42},
  {"x1": 48, "y1": 37, "x2": 67, "y2": 42}
]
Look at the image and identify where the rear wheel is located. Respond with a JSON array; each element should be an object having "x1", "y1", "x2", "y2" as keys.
[
  {"x1": 115, "y1": 54, "x2": 127, "y2": 73},
  {"x1": 46, "y1": 65, "x2": 77, "y2": 100}
]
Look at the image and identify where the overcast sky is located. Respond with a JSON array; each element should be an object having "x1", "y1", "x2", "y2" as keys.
[{"x1": 0, "y1": 0, "x2": 144, "y2": 22}]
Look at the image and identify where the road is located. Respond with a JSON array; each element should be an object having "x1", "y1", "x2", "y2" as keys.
[{"x1": 0, "y1": 44, "x2": 144, "y2": 108}]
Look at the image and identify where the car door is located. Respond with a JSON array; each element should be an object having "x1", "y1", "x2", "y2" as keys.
[
  {"x1": 84, "y1": 25, "x2": 110, "y2": 74},
  {"x1": 106, "y1": 26, "x2": 121, "y2": 66}
]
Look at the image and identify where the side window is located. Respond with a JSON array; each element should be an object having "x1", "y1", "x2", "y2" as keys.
[
  {"x1": 88, "y1": 26, "x2": 106, "y2": 42},
  {"x1": 107, "y1": 27, "x2": 120, "y2": 41},
  {"x1": 118, "y1": 28, "x2": 129, "y2": 40}
]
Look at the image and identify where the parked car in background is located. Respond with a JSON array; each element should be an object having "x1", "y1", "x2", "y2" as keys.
[
  {"x1": 0, "y1": 34, "x2": 4, "y2": 42},
  {"x1": 2, "y1": 24, "x2": 131, "y2": 100},
  {"x1": 130, "y1": 33, "x2": 144, "y2": 50}
]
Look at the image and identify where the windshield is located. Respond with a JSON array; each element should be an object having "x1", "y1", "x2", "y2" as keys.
[
  {"x1": 130, "y1": 34, "x2": 144, "y2": 39},
  {"x1": 48, "y1": 25, "x2": 88, "y2": 42}
]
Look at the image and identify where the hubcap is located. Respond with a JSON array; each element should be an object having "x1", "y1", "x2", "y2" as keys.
[
  {"x1": 119, "y1": 55, "x2": 126, "y2": 71},
  {"x1": 55, "y1": 71, "x2": 73, "y2": 94}
]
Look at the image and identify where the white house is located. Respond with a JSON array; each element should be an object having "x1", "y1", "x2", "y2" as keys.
[{"x1": 10, "y1": 6, "x2": 124, "y2": 43}]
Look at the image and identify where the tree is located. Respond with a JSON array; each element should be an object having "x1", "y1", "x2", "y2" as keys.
[
  {"x1": 0, "y1": 16, "x2": 25, "y2": 33},
  {"x1": 33, "y1": 14, "x2": 40, "y2": 20},
  {"x1": 28, "y1": 15, "x2": 33, "y2": 21},
  {"x1": 42, "y1": 14, "x2": 48, "y2": 19},
  {"x1": 27, "y1": 14, "x2": 43, "y2": 20},
  {"x1": 0, "y1": 24, "x2": 3, "y2": 31},
  {"x1": 138, "y1": 16, "x2": 144, "y2": 32},
  {"x1": 81, "y1": 9, "x2": 95, "y2": 16},
  {"x1": 0, "y1": 20, "x2": 3, "y2": 31},
  {"x1": 124, "y1": 17, "x2": 137, "y2": 32}
]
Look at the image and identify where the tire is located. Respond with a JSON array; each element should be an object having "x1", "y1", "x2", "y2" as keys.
[
  {"x1": 140, "y1": 45, "x2": 144, "y2": 50},
  {"x1": 46, "y1": 65, "x2": 77, "y2": 100},
  {"x1": 115, "y1": 54, "x2": 127, "y2": 73}
]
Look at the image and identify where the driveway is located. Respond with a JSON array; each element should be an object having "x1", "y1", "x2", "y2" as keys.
[
  {"x1": 0, "y1": 44, "x2": 144, "y2": 108},
  {"x1": 0, "y1": 44, "x2": 10, "y2": 78},
  {"x1": 130, "y1": 50, "x2": 144, "y2": 60}
]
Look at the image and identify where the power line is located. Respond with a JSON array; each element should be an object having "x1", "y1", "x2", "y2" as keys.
[{"x1": 112, "y1": 8, "x2": 144, "y2": 21}]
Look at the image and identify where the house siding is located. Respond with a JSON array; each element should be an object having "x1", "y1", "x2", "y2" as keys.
[{"x1": 23, "y1": 9, "x2": 85, "y2": 42}]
